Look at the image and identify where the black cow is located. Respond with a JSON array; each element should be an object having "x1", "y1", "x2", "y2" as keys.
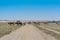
[{"x1": 15, "y1": 21, "x2": 22, "y2": 26}]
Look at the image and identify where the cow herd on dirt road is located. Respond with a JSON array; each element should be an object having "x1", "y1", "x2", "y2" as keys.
[
  {"x1": 8, "y1": 21, "x2": 26, "y2": 26},
  {"x1": 8, "y1": 21, "x2": 60, "y2": 26}
]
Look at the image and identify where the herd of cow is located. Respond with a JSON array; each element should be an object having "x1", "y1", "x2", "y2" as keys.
[
  {"x1": 8, "y1": 21, "x2": 60, "y2": 26},
  {"x1": 8, "y1": 21, "x2": 25, "y2": 26}
]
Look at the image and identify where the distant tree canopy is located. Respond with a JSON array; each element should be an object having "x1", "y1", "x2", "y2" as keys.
[{"x1": 15, "y1": 20, "x2": 21, "y2": 23}]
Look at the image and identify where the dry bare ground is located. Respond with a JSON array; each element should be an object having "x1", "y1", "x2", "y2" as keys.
[{"x1": 0, "y1": 24, "x2": 56, "y2": 40}]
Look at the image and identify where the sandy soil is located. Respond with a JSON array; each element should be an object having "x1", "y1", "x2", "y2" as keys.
[{"x1": 0, "y1": 24, "x2": 56, "y2": 40}]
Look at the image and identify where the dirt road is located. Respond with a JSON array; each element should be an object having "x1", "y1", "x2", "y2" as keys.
[{"x1": 0, "y1": 24, "x2": 56, "y2": 40}]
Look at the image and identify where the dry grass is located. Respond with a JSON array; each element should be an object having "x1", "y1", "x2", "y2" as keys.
[
  {"x1": 33, "y1": 23, "x2": 60, "y2": 40},
  {"x1": 0, "y1": 22, "x2": 21, "y2": 37},
  {"x1": 0, "y1": 22, "x2": 60, "y2": 40}
]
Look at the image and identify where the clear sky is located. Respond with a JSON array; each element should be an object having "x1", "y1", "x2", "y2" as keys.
[{"x1": 0, "y1": 0, "x2": 60, "y2": 20}]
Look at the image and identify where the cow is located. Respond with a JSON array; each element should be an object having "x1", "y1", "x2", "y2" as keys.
[
  {"x1": 15, "y1": 21, "x2": 22, "y2": 26},
  {"x1": 32, "y1": 22, "x2": 40, "y2": 25},
  {"x1": 8, "y1": 22, "x2": 15, "y2": 26},
  {"x1": 27, "y1": 21, "x2": 31, "y2": 24},
  {"x1": 43, "y1": 22, "x2": 48, "y2": 24}
]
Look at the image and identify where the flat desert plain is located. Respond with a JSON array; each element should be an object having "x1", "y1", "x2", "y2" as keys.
[{"x1": 0, "y1": 21, "x2": 60, "y2": 40}]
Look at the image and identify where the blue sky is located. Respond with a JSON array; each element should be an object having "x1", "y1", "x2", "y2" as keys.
[{"x1": 0, "y1": 0, "x2": 60, "y2": 20}]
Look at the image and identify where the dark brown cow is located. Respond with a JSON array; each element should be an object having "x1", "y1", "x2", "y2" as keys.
[
  {"x1": 43, "y1": 22, "x2": 48, "y2": 24},
  {"x1": 27, "y1": 21, "x2": 31, "y2": 24},
  {"x1": 8, "y1": 22, "x2": 15, "y2": 26},
  {"x1": 23, "y1": 22, "x2": 26, "y2": 25},
  {"x1": 32, "y1": 22, "x2": 40, "y2": 25}
]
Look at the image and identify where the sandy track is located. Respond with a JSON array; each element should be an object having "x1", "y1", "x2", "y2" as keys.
[{"x1": 0, "y1": 24, "x2": 56, "y2": 40}]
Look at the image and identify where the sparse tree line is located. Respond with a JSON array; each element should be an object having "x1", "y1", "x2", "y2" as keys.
[{"x1": 8, "y1": 20, "x2": 60, "y2": 26}]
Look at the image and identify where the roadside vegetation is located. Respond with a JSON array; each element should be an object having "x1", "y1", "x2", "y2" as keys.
[
  {"x1": 33, "y1": 21, "x2": 60, "y2": 40},
  {"x1": 0, "y1": 20, "x2": 60, "y2": 40},
  {"x1": 0, "y1": 20, "x2": 23, "y2": 37}
]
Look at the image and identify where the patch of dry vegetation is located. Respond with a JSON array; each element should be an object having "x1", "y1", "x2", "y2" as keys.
[
  {"x1": 33, "y1": 23, "x2": 60, "y2": 40},
  {"x1": 0, "y1": 20, "x2": 60, "y2": 40},
  {"x1": 0, "y1": 22, "x2": 21, "y2": 37}
]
